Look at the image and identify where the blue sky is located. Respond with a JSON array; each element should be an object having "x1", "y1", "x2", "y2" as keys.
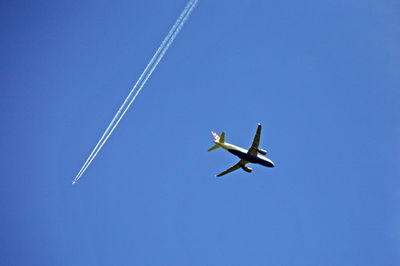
[{"x1": 1, "y1": 0, "x2": 399, "y2": 265}]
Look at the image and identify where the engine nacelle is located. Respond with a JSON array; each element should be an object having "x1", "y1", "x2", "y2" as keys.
[
  {"x1": 242, "y1": 166, "x2": 252, "y2": 173},
  {"x1": 256, "y1": 148, "x2": 267, "y2": 155}
]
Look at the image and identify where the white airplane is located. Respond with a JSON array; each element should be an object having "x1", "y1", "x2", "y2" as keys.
[{"x1": 208, "y1": 124, "x2": 274, "y2": 177}]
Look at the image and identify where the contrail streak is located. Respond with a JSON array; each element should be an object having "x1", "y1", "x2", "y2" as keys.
[
  {"x1": 73, "y1": 0, "x2": 198, "y2": 184},
  {"x1": 77, "y1": 1, "x2": 192, "y2": 181},
  {"x1": 74, "y1": 0, "x2": 198, "y2": 184},
  {"x1": 74, "y1": 0, "x2": 195, "y2": 181}
]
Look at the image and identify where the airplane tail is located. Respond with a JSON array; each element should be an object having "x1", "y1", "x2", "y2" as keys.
[
  {"x1": 208, "y1": 131, "x2": 225, "y2": 152},
  {"x1": 207, "y1": 145, "x2": 219, "y2": 152},
  {"x1": 211, "y1": 131, "x2": 225, "y2": 142}
]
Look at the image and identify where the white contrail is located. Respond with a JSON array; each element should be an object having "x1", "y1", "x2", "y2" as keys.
[
  {"x1": 73, "y1": 0, "x2": 198, "y2": 184},
  {"x1": 73, "y1": 0, "x2": 195, "y2": 182}
]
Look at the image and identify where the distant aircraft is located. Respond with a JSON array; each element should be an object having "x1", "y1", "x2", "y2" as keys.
[{"x1": 208, "y1": 124, "x2": 274, "y2": 177}]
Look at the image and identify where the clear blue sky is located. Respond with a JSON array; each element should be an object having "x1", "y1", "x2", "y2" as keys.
[{"x1": 1, "y1": 0, "x2": 399, "y2": 265}]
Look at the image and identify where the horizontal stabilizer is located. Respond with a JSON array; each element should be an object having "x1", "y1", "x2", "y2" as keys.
[
  {"x1": 219, "y1": 132, "x2": 225, "y2": 143},
  {"x1": 208, "y1": 145, "x2": 219, "y2": 152}
]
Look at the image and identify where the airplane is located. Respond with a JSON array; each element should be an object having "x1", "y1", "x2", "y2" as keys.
[{"x1": 208, "y1": 124, "x2": 274, "y2": 177}]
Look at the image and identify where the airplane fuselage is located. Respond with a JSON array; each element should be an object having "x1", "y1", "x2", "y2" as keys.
[{"x1": 213, "y1": 140, "x2": 275, "y2": 168}]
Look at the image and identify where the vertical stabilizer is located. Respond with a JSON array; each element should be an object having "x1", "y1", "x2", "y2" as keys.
[
  {"x1": 211, "y1": 131, "x2": 220, "y2": 142},
  {"x1": 211, "y1": 131, "x2": 225, "y2": 143}
]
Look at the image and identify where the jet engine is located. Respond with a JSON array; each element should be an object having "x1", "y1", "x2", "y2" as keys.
[
  {"x1": 242, "y1": 166, "x2": 252, "y2": 173},
  {"x1": 256, "y1": 148, "x2": 267, "y2": 155}
]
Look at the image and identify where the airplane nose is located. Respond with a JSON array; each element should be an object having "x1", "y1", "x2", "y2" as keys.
[
  {"x1": 262, "y1": 159, "x2": 274, "y2": 168},
  {"x1": 267, "y1": 158, "x2": 275, "y2": 167}
]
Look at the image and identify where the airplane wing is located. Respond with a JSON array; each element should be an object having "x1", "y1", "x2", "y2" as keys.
[
  {"x1": 216, "y1": 160, "x2": 247, "y2": 177},
  {"x1": 247, "y1": 124, "x2": 262, "y2": 156}
]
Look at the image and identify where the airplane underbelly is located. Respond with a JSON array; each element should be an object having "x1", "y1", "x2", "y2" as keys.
[{"x1": 228, "y1": 149, "x2": 274, "y2": 167}]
